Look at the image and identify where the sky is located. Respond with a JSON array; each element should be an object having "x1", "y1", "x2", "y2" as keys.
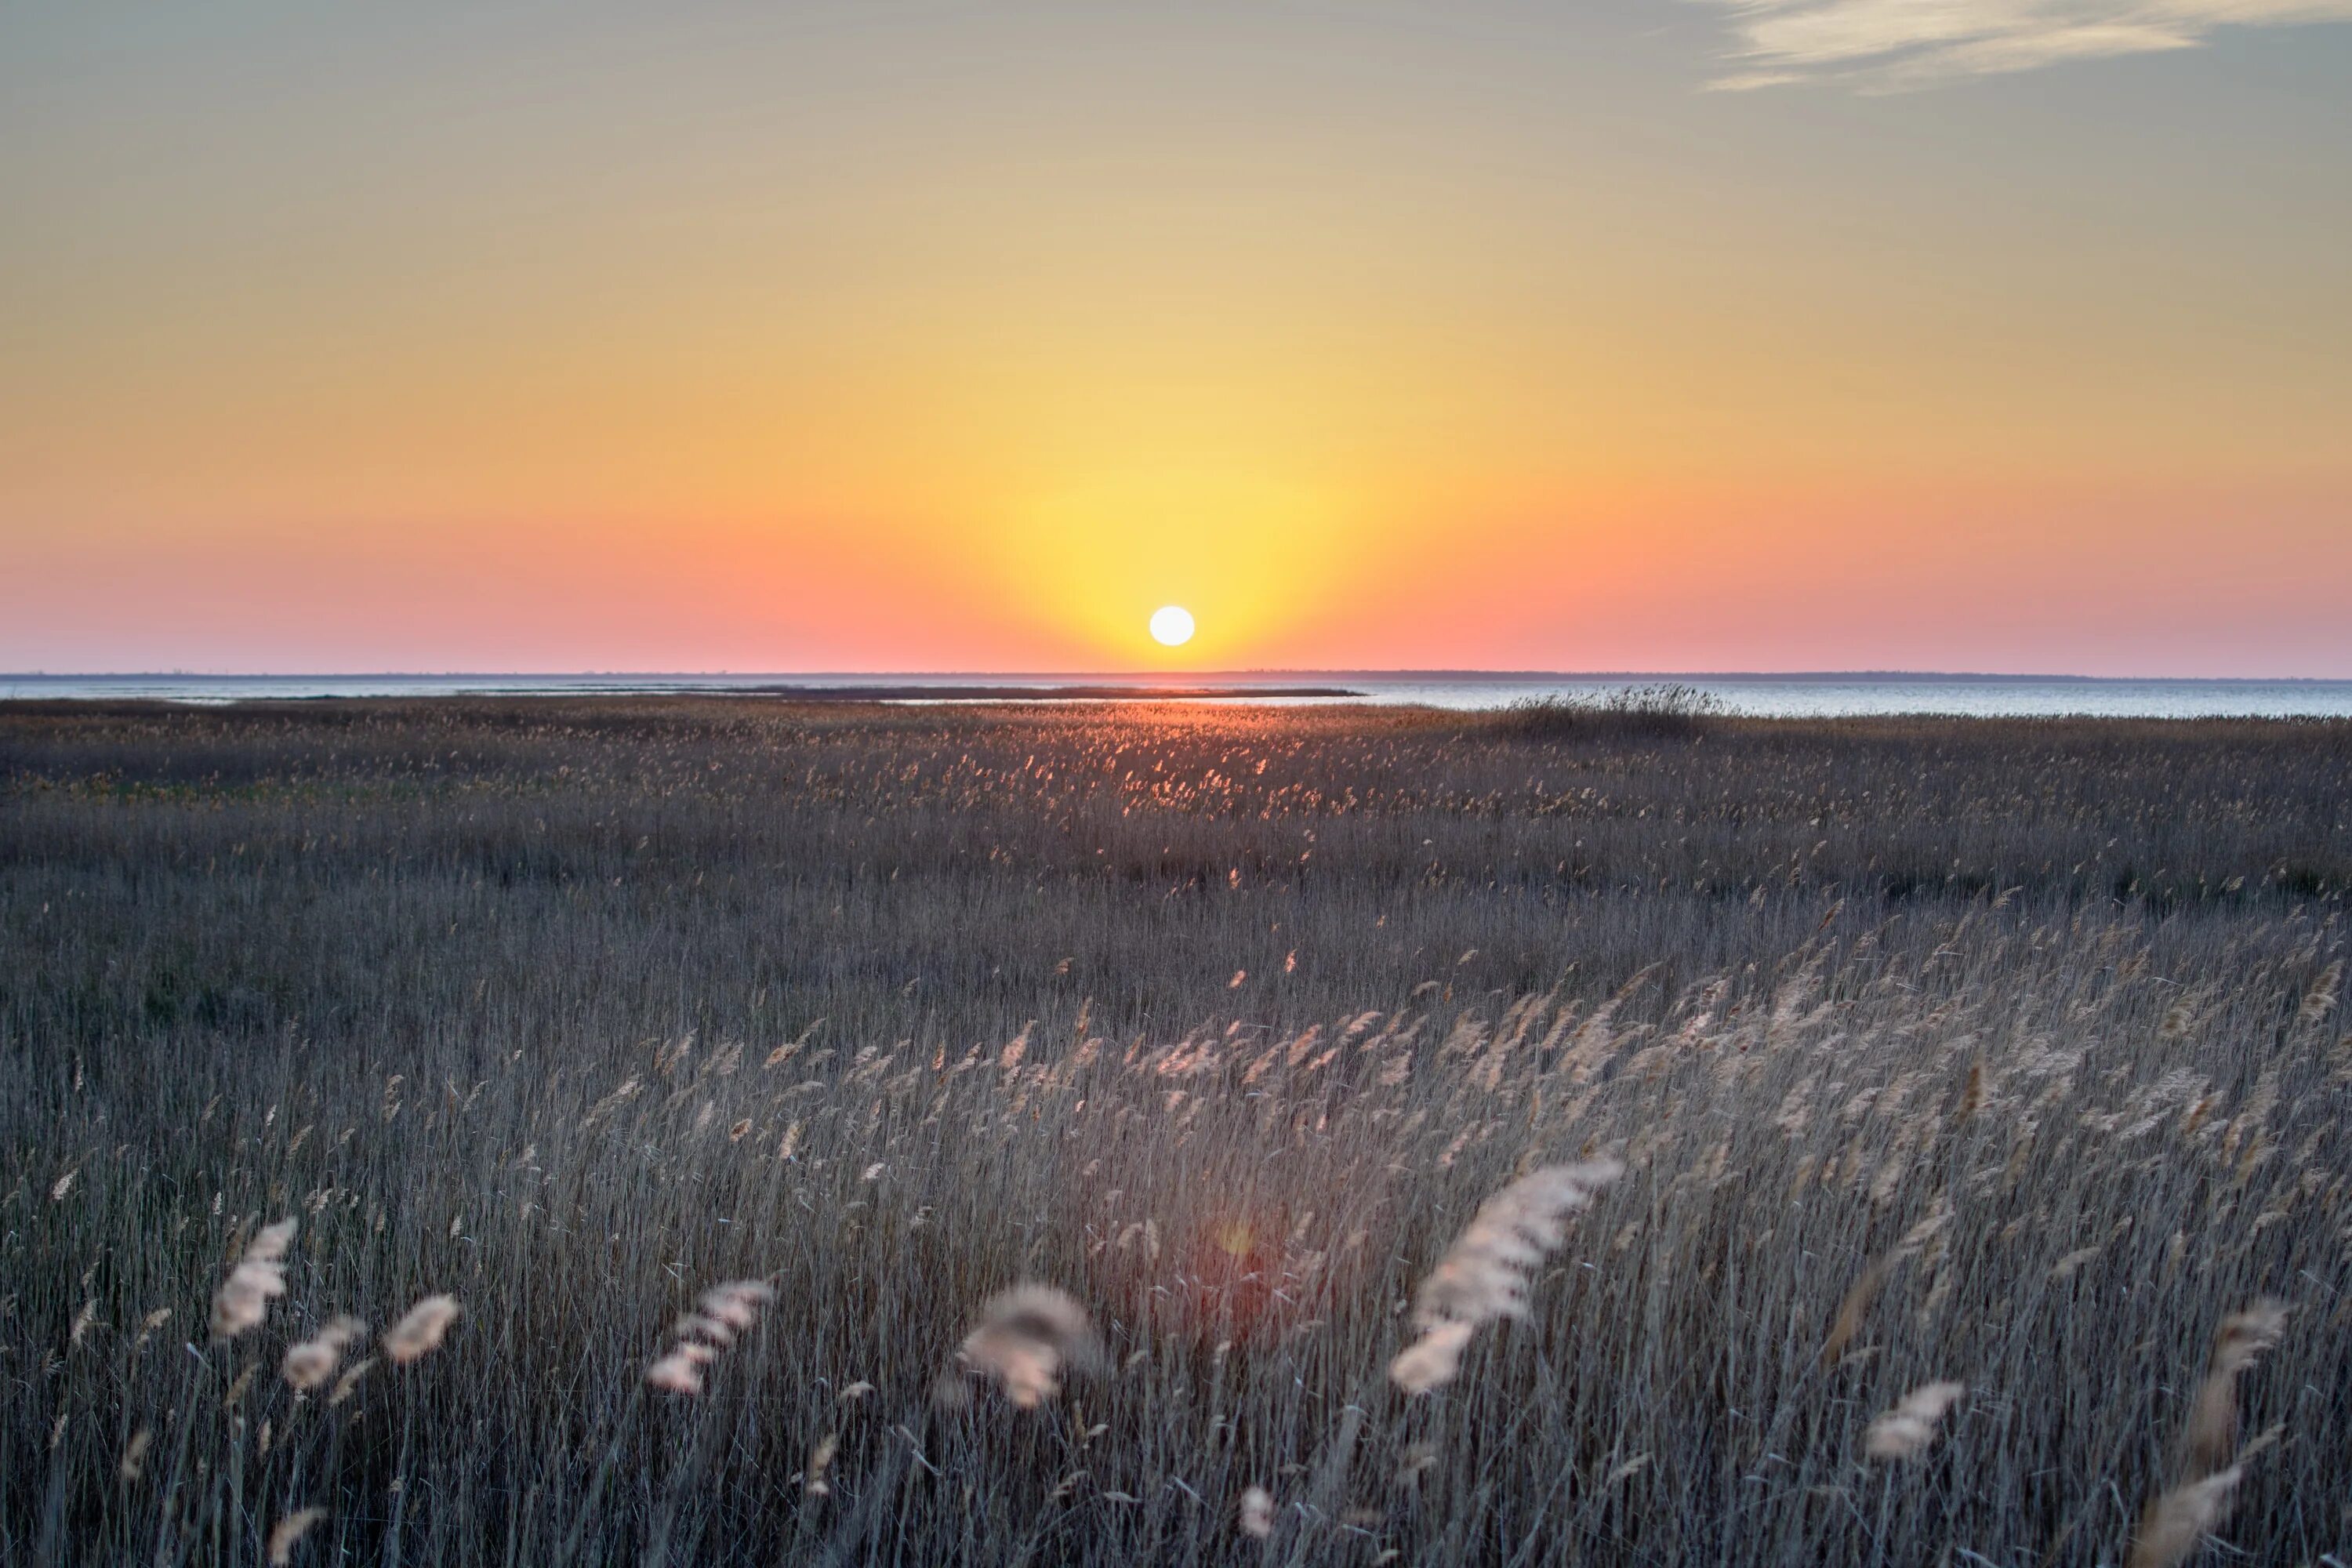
[{"x1": 2, "y1": 2, "x2": 2347, "y2": 677}]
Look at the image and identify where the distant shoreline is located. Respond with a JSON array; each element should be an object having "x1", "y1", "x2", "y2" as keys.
[
  {"x1": 0, "y1": 683, "x2": 1370, "y2": 705},
  {"x1": 699, "y1": 684, "x2": 1368, "y2": 702}
]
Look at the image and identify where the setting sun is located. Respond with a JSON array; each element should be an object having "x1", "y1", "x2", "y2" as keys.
[{"x1": 1149, "y1": 605, "x2": 1196, "y2": 648}]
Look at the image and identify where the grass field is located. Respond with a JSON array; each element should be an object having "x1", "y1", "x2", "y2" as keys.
[{"x1": 2, "y1": 699, "x2": 2347, "y2": 1566}]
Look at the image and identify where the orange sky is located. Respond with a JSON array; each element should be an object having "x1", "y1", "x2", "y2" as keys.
[{"x1": 3, "y1": 5, "x2": 2348, "y2": 675}]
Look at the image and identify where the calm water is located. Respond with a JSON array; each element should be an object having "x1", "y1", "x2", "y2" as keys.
[{"x1": 6, "y1": 672, "x2": 2351, "y2": 718}]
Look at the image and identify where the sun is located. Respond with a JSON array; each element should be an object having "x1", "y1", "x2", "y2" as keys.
[{"x1": 1149, "y1": 605, "x2": 1196, "y2": 647}]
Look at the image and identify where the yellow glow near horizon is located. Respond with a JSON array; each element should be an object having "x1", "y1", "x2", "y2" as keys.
[
  {"x1": 967, "y1": 462, "x2": 1375, "y2": 666},
  {"x1": 1149, "y1": 605, "x2": 1196, "y2": 647}
]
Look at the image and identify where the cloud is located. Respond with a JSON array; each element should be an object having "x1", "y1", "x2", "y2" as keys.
[{"x1": 1695, "y1": 0, "x2": 2352, "y2": 88}]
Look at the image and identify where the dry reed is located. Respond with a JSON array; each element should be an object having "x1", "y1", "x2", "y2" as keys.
[
  {"x1": 5, "y1": 700, "x2": 2343, "y2": 1566},
  {"x1": 381, "y1": 1294, "x2": 461, "y2": 1364},
  {"x1": 936, "y1": 1285, "x2": 1102, "y2": 1410},
  {"x1": 281, "y1": 1316, "x2": 365, "y2": 1392},
  {"x1": 265, "y1": 1505, "x2": 327, "y2": 1566},
  {"x1": 1864, "y1": 1381, "x2": 1965, "y2": 1461},
  {"x1": 1391, "y1": 1160, "x2": 1622, "y2": 1394},
  {"x1": 210, "y1": 1218, "x2": 296, "y2": 1340},
  {"x1": 2182, "y1": 1303, "x2": 2289, "y2": 1477}
]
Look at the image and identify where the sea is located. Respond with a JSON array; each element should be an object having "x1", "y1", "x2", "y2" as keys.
[{"x1": 5, "y1": 672, "x2": 2352, "y2": 719}]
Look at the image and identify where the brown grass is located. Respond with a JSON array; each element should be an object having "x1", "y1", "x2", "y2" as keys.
[{"x1": 2, "y1": 699, "x2": 2343, "y2": 1565}]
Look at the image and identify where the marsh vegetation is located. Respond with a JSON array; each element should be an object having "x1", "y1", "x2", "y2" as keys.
[{"x1": 2, "y1": 700, "x2": 2346, "y2": 1564}]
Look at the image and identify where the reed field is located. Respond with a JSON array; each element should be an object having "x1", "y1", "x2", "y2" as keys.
[{"x1": 2, "y1": 698, "x2": 2347, "y2": 1566}]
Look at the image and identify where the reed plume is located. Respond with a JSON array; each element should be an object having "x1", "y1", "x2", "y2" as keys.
[
  {"x1": 282, "y1": 1315, "x2": 366, "y2": 1392},
  {"x1": 2127, "y1": 1465, "x2": 2241, "y2": 1568},
  {"x1": 328, "y1": 1357, "x2": 376, "y2": 1406},
  {"x1": 1391, "y1": 1159, "x2": 1622, "y2": 1394},
  {"x1": 1822, "y1": 1204, "x2": 1948, "y2": 1367},
  {"x1": 645, "y1": 1279, "x2": 777, "y2": 1395},
  {"x1": 803, "y1": 1432, "x2": 839, "y2": 1496},
  {"x1": 935, "y1": 1284, "x2": 1102, "y2": 1410},
  {"x1": 266, "y1": 1505, "x2": 327, "y2": 1566},
  {"x1": 2182, "y1": 1302, "x2": 2288, "y2": 1479},
  {"x1": 1820, "y1": 1255, "x2": 1894, "y2": 1368},
  {"x1": 118, "y1": 1427, "x2": 152, "y2": 1486},
  {"x1": 644, "y1": 1343, "x2": 716, "y2": 1396},
  {"x1": 212, "y1": 1218, "x2": 297, "y2": 1340},
  {"x1": 1388, "y1": 1319, "x2": 1477, "y2": 1398},
  {"x1": 382, "y1": 1294, "x2": 461, "y2": 1364},
  {"x1": 1864, "y1": 1381, "x2": 1965, "y2": 1461},
  {"x1": 2300, "y1": 960, "x2": 2341, "y2": 1025}
]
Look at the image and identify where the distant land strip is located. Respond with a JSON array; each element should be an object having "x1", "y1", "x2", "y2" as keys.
[{"x1": 734, "y1": 684, "x2": 1366, "y2": 701}]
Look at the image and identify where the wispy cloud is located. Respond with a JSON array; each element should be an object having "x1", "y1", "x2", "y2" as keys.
[{"x1": 1697, "y1": 1, "x2": 2352, "y2": 88}]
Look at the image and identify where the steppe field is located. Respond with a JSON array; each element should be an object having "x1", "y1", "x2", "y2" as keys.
[{"x1": 2, "y1": 699, "x2": 2347, "y2": 1567}]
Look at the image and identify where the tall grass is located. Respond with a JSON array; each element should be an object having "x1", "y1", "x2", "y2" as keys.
[
  {"x1": 1488, "y1": 683, "x2": 1726, "y2": 740},
  {"x1": 2, "y1": 699, "x2": 2346, "y2": 1564}
]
